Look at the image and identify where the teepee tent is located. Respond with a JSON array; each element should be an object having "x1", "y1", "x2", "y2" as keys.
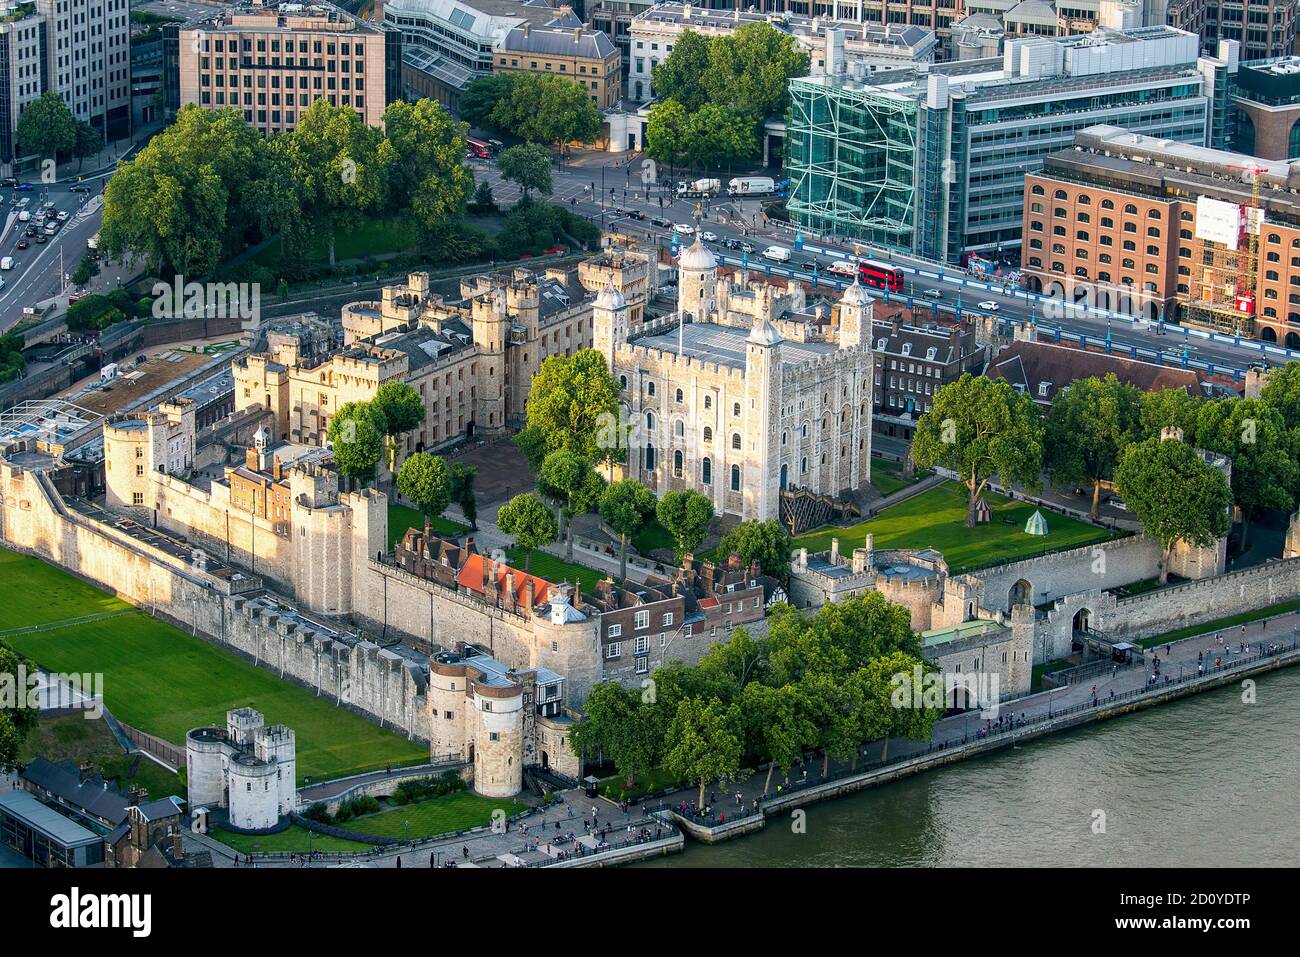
[
  {"x1": 973, "y1": 498, "x2": 992, "y2": 523},
  {"x1": 1024, "y1": 509, "x2": 1049, "y2": 536}
]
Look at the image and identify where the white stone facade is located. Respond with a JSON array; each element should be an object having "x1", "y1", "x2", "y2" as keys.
[
  {"x1": 596, "y1": 240, "x2": 874, "y2": 521},
  {"x1": 185, "y1": 708, "x2": 297, "y2": 831}
]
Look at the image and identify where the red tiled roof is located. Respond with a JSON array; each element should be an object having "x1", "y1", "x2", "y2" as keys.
[
  {"x1": 986, "y1": 339, "x2": 1202, "y2": 404},
  {"x1": 456, "y1": 554, "x2": 553, "y2": 606}
]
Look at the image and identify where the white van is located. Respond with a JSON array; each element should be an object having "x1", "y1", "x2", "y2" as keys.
[
  {"x1": 762, "y1": 245, "x2": 792, "y2": 263},
  {"x1": 17, "y1": 210, "x2": 30, "y2": 222},
  {"x1": 0, "y1": 257, "x2": 13, "y2": 270}
]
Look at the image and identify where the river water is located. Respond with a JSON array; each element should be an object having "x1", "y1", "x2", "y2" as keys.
[{"x1": 640, "y1": 668, "x2": 1300, "y2": 868}]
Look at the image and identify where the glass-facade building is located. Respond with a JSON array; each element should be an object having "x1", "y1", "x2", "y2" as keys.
[{"x1": 787, "y1": 27, "x2": 1229, "y2": 264}]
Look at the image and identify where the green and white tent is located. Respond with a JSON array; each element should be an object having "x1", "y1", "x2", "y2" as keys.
[{"x1": 1024, "y1": 509, "x2": 1049, "y2": 536}]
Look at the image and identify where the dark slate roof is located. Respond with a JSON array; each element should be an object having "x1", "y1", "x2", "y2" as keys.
[
  {"x1": 136, "y1": 796, "x2": 186, "y2": 822},
  {"x1": 21, "y1": 757, "x2": 129, "y2": 826},
  {"x1": 986, "y1": 339, "x2": 1203, "y2": 405},
  {"x1": 368, "y1": 324, "x2": 474, "y2": 371},
  {"x1": 500, "y1": 24, "x2": 617, "y2": 60},
  {"x1": 870, "y1": 318, "x2": 968, "y2": 364}
]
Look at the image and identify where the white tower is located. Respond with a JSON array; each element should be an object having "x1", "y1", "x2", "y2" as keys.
[
  {"x1": 592, "y1": 284, "x2": 629, "y2": 368},
  {"x1": 678, "y1": 238, "x2": 718, "y2": 323},
  {"x1": 744, "y1": 317, "x2": 783, "y2": 521},
  {"x1": 838, "y1": 279, "x2": 873, "y2": 351}
]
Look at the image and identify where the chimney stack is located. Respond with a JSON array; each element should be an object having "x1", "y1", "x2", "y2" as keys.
[
  {"x1": 830, "y1": 537, "x2": 840, "y2": 565},
  {"x1": 172, "y1": 832, "x2": 184, "y2": 861}
]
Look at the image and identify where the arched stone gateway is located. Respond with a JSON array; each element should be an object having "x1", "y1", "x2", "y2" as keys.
[
  {"x1": 1073, "y1": 607, "x2": 1091, "y2": 634},
  {"x1": 1008, "y1": 578, "x2": 1032, "y2": 610}
]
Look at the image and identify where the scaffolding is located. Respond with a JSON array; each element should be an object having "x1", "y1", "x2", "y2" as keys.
[{"x1": 785, "y1": 77, "x2": 920, "y2": 250}]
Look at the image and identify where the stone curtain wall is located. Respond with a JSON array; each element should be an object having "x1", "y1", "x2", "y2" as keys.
[
  {"x1": 0, "y1": 459, "x2": 431, "y2": 743},
  {"x1": 975, "y1": 536, "x2": 1163, "y2": 613}
]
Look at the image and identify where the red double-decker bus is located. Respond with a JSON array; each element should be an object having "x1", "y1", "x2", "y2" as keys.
[
  {"x1": 857, "y1": 258, "x2": 905, "y2": 292},
  {"x1": 466, "y1": 137, "x2": 493, "y2": 159}
]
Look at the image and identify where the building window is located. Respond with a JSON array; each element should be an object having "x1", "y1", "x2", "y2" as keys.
[
  {"x1": 635, "y1": 609, "x2": 650, "y2": 630},
  {"x1": 606, "y1": 642, "x2": 621, "y2": 658},
  {"x1": 607, "y1": 623, "x2": 622, "y2": 638},
  {"x1": 662, "y1": 612, "x2": 674, "y2": 627},
  {"x1": 730, "y1": 465, "x2": 740, "y2": 491}
]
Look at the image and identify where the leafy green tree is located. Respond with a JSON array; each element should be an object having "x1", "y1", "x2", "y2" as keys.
[
  {"x1": 396, "y1": 452, "x2": 451, "y2": 521},
  {"x1": 702, "y1": 22, "x2": 809, "y2": 123},
  {"x1": 740, "y1": 682, "x2": 815, "y2": 793},
  {"x1": 471, "y1": 178, "x2": 497, "y2": 212},
  {"x1": 490, "y1": 73, "x2": 601, "y2": 150},
  {"x1": 644, "y1": 98, "x2": 688, "y2": 167},
  {"x1": 662, "y1": 697, "x2": 743, "y2": 808},
  {"x1": 655, "y1": 489, "x2": 714, "y2": 563},
  {"x1": 1195, "y1": 398, "x2": 1299, "y2": 546},
  {"x1": 74, "y1": 120, "x2": 103, "y2": 171},
  {"x1": 539, "y1": 449, "x2": 606, "y2": 562},
  {"x1": 0, "y1": 334, "x2": 26, "y2": 386},
  {"x1": 800, "y1": 670, "x2": 866, "y2": 778},
  {"x1": 716, "y1": 519, "x2": 792, "y2": 580},
  {"x1": 598, "y1": 479, "x2": 656, "y2": 580},
  {"x1": 101, "y1": 105, "x2": 281, "y2": 276},
  {"x1": 327, "y1": 401, "x2": 386, "y2": 488},
  {"x1": 496, "y1": 492, "x2": 558, "y2": 571},
  {"x1": 382, "y1": 98, "x2": 473, "y2": 241},
  {"x1": 697, "y1": 625, "x2": 769, "y2": 692},
  {"x1": 459, "y1": 74, "x2": 517, "y2": 130},
  {"x1": 682, "y1": 103, "x2": 756, "y2": 169},
  {"x1": 911, "y1": 373, "x2": 1045, "y2": 527},
  {"x1": 275, "y1": 100, "x2": 387, "y2": 264},
  {"x1": 516, "y1": 349, "x2": 621, "y2": 467},
  {"x1": 1114, "y1": 437, "x2": 1232, "y2": 584},
  {"x1": 1045, "y1": 374, "x2": 1144, "y2": 519},
  {"x1": 860, "y1": 650, "x2": 942, "y2": 764},
  {"x1": 1139, "y1": 386, "x2": 1202, "y2": 442},
  {"x1": 65, "y1": 290, "x2": 138, "y2": 331},
  {"x1": 373, "y1": 381, "x2": 425, "y2": 473},
  {"x1": 70, "y1": 253, "x2": 101, "y2": 288},
  {"x1": 569, "y1": 683, "x2": 657, "y2": 789},
  {"x1": 497, "y1": 143, "x2": 553, "y2": 199},
  {"x1": 0, "y1": 641, "x2": 39, "y2": 772},
  {"x1": 1259, "y1": 361, "x2": 1300, "y2": 433},
  {"x1": 651, "y1": 31, "x2": 712, "y2": 113},
  {"x1": 16, "y1": 91, "x2": 77, "y2": 159},
  {"x1": 449, "y1": 463, "x2": 479, "y2": 530}
]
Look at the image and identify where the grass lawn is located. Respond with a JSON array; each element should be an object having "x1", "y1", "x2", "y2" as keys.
[
  {"x1": 1137, "y1": 597, "x2": 1300, "y2": 648},
  {"x1": 1031, "y1": 658, "x2": 1076, "y2": 692},
  {"x1": 345, "y1": 791, "x2": 520, "y2": 840},
  {"x1": 869, "y1": 456, "x2": 923, "y2": 497},
  {"x1": 597, "y1": 767, "x2": 684, "y2": 802},
  {"x1": 19, "y1": 713, "x2": 186, "y2": 801},
  {"x1": 505, "y1": 547, "x2": 607, "y2": 593},
  {"x1": 388, "y1": 503, "x2": 470, "y2": 550},
  {"x1": 793, "y1": 482, "x2": 1116, "y2": 574},
  {"x1": 1, "y1": 549, "x2": 427, "y2": 783},
  {"x1": 212, "y1": 824, "x2": 373, "y2": 854},
  {"x1": 632, "y1": 519, "x2": 676, "y2": 557},
  {"x1": 252, "y1": 219, "x2": 419, "y2": 270}
]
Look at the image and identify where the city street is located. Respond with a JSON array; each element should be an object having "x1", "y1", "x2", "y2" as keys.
[{"x1": 473, "y1": 149, "x2": 1296, "y2": 381}]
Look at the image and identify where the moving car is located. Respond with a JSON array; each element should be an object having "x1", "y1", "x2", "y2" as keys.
[
  {"x1": 922, "y1": 288, "x2": 942, "y2": 299},
  {"x1": 626, "y1": 209, "x2": 646, "y2": 220},
  {"x1": 15, "y1": 183, "x2": 32, "y2": 191},
  {"x1": 673, "y1": 223, "x2": 695, "y2": 237},
  {"x1": 15, "y1": 240, "x2": 29, "y2": 250},
  {"x1": 56, "y1": 210, "x2": 69, "y2": 221},
  {"x1": 70, "y1": 184, "x2": 91, "y2": 194},
  {"x1": 700, "y1": 231, "x2": 718, "y2": 243},
  {"x1": 800, "y1": 260, "x2": 819, "y2": 272},
  {"x1": 34, "y1": 234, "x2": 46, "y2": 244},
  {"x1": 24, "y1": 226, "x2": 35, "y2": 236},
  {"x1": 0, "y1": 257, "x2": 12, "y2": 270},
  {"x1": 1, "y1": 177, "x2": 16, "y2": 187},
  {"x1": 651, "y1": 216, "x2": 672, "y2": 228},
  {"x1": 977, "y1": 300, "x2": 1000, "y2": 311},
  {"x1": 739, "y1": 241, "x2": 755, "y2": 254}
]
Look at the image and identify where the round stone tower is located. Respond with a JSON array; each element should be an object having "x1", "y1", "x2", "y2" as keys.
[
  {"x1": 227, "y1": 752, "x2": 280, "y2": 830},
  {"x1": 678, "y1": 238, "x2": 718, "y2": 322},
  {"x1": 470, "y1": 682, "x2": 524, "y2": 798},
  {"x1": 184, "y1": 727, "x2": 231, "y2": 809},
  {"x1": 427, "y1": 658, "x2": 471, "y2": 760}
]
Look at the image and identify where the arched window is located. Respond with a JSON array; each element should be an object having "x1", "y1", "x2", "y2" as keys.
[
  {"x1": 732, "y1": 402, "x2": 741, "y2": 417},
  {"x1": 801, "y1": 456, "x2": 808, "y2": 474},
  {"x1": 1031, "y1": 184, "x2": 1045, "y2": 195},
  {"x1": 703, "y1": 395, "x2": 712, "y2": 410},
  {"x1": 673, "y1": 420, "x2": 684, "y2": 438},
  {"x1": 645, "y1": 411, "x2": 656, "y2": 431},
  {"x1": 731, "y1": 432, "x2": 742, "y2": 450},
  {"x1": 730, "y1": 465, "x2": 740, "y2": 491},
  {"x1": 647, "y1": 381, "x2": 656, "y2": 397},
  {"x1": 703, "y1": 426, "x2": 712, "y2": 443},
  {"x1": 645, "y1": 445, "x2": 656, "y2": 471},
  {"x1": 675, "y1": 388, "x2": 683, "y2": 403},
  {"x1": 702, "y1": 457, "x2": 712, "y2": 484},
  {"x1": 619, "y1": 375, "x2": 627, "y2": 390},
  {"x1": 673, "y1": 449, "x2": 683, "y2": 477}
]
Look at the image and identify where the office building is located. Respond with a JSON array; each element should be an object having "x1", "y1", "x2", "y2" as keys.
[
  {"x1": 786, "y1": 25, "x2": 1226, "y2": 264},
  {"x1": 494, "y1": 12, "x2": 621, "y2": 109},
  {"x1": 168, "y1": 1, "x2": 399, "y2": 133}
]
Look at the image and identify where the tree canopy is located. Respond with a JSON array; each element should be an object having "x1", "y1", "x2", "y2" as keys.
[
  {"x1": 598, "y1": 479, "x2": 657, "y2": 581},
  {"x1": 656, "y1": 489, "x2": 715, "y2": 562},
  {"x1": 716, "y1": 519, "x2": 793, "y2": 580},
  {"x1": 396, "y1": 452, "x2": 451, "y2": 520},
  {"x1": 326, "y1": 400, "x2": 387, "y2": 487},
  {"x1": 497, "y1": 492, "x2": 559, "y2": 570},
  {"x1": 911, "y1": 373, "x2": 1045, "y2": 526},
  {"x1": 497, "y1": 143, "x2": 553, "y2": 199},
  {"x1": 1045, "y1": 374, "x2": 1143, "y2": 519},
  {"x1": 515, "y1": 349, "x2": 621, "y2": 468}
]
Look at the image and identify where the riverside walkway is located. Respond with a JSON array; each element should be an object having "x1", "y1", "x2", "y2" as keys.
[{"x1": 655, "y1": 608, "x2": 1300, "y2": 842}]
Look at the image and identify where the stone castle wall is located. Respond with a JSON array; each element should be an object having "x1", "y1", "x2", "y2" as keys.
[{"x1": 974, "y1": 535, "x2": 1163, "y2": 613}]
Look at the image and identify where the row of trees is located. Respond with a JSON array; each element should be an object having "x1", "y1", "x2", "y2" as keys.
[
  {"x1": 101, "y1": 99, "x2": 474, "y2": 278},
  {"x1": 458, "y1": 72, "x2": 602, "y2": 152},
  {"x1": 911, "y1": 369, "x2": 1300, "y2": 582},
  {"x1": 571, "y1": 593, "x2": 941, "y2": 805},
  {"x1": 0, "y1": 640, "x2": 39, "y2": 771},
  {"x1": 644, "y1": 23, "x2": 808, "y2": 170}
]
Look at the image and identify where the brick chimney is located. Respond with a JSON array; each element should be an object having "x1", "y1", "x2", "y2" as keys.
[
  {"x1": 525, "y1": 578, "x2": 536, "y2": 613},
  {"x1": 171, "y1": 832, "x2": 184, "y2": 862},
  {"x1": 272, "y1": 456, "x2": 282, "y2": 481},
  {"x1": 245, "y1": 447, "x2": 258, "y2": 470}
]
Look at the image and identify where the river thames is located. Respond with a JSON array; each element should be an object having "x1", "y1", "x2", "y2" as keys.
[{"x1": 640, "y1": 667, "x2": 1300, "y2": 867}]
